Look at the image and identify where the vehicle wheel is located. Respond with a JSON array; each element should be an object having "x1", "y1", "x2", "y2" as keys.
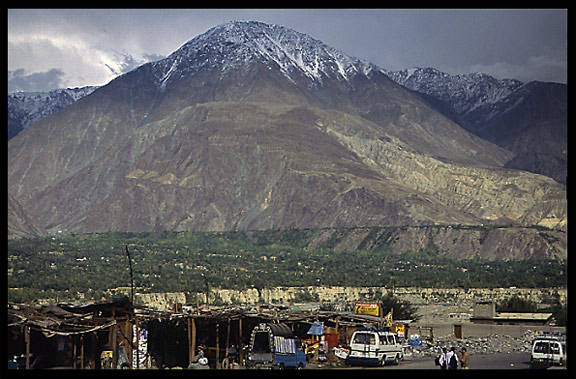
[
  {"x1": 278, "y1": 363, "x2": 285, "y2": 370},
  {"x1": 393, "y1": 355, "x2": 400, "y2": 365},
  {"x1": 297, "y1": 363, "x2": 304, "y2": 370},
  {"x1": 380, "y1": 357, "x2": 386, "y2": 366}
]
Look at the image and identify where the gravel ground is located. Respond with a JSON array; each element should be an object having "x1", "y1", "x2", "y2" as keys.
[{"x1": 406, "y1": 329, "x2": 541, "y2": 358}]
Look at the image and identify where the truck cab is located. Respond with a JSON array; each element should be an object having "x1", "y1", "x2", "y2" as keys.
[
  {"x1": 246, "y1": 323, "x2": 306, "y2": 369},
  {"x1": 530, "y1": 336, "x2": 566, "y2": 369},
  {"x1": 346, "y1": 327, "x2": 403, "y2": 366}
]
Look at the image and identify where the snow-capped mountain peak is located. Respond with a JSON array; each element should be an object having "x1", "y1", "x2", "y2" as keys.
[
  {"x1": 8, "y1": 86, "x2": 98, "y2": 140},
  {"x1": 151, "y1": 20, "x2": 375, "y2": 90},
  {"x1": 384, "y1": 67, "x2": 523, "y2": 116}
]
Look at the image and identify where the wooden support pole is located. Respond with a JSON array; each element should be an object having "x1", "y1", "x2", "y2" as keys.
[
  {"x1": 24, "y1": 325, "x2": 30, "y2": 369},
  {"x1": 216, "y1": 323, "x2": 220, "y2": 369},
  {"x1": 379, "y1": 301, "x2": 383, "y2": 328},
  {"x1": 91, "y1": 332, "x2": 97, "y2": 370},
  {"x1": 73, "y1": 337, "x2": 77, "y2": 369},
  {"x1": 238, "y1": 317, "x2": 244, "y2": 366},
  {"x1": 111, "y1": 324, "x2": 117, "y2": 369},
  {"x1": 80, "y1": 334, "x2": 84, "y2": 369},
  {"x1": 225, "y1": 318, "x2": 231, "y2": 368},
  {"x1": 187, "y1": 317, "x2": 196, "y2": 366},
  {"x1": 126, "y1": 319, "x2": 132, "y2": 368}
]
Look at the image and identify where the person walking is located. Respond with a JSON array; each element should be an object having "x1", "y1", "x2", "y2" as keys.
[
  {"x1": 438, "y1": 347, "x2": 448, "y2": 370},
  {"x1": 446, "y1": 346, "x2": 459, "y2": 369},
  {"x1": 460, "y1": 347, "x2": 470, "y2": 369}
]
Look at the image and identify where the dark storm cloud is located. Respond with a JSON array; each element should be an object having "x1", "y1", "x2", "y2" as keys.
[{"x1": 8, "y1": 68, "x2": 67, "y2": 93}]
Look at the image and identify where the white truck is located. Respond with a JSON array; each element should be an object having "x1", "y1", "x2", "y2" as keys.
[
  {"x1": 530, "y1": 335, "x2": 566, "y2": 369},
  {"x1": 346, "y1": 327, "x2": 403, "y2": 366}
]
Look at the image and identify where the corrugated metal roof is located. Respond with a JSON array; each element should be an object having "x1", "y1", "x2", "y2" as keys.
[{"x1": 495, "y1": 312, "x2": 552, "y2": 320}]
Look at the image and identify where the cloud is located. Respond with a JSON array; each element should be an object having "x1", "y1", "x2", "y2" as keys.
[
  {"x1": 8, "y1": 32, "x2": 166, "y2": 92},
  {"x1": 104, "y1": 52, "x2": 166, "y2": 76},
  {"x1": 8, "y1": 68, "x2": 67, "y2": 92},
  {"x1": 469, "y1": 54, "x2": 567, "y2": 84},
  {"x1": 8, "y1": 9, "x2": 566, "y2": 90}
]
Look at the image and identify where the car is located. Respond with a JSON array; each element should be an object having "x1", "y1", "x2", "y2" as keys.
[
  {"x1": 530, "y1": 336, "x2": 566, "y2": 369},
  {"x1": 346, "y1": 327, "x2": 403, "y2": 367}
]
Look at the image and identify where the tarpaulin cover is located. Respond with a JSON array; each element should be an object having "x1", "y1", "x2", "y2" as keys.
[
  {"x1": 274, "y1": 336, "x2": 296, "y2": 354},
  {"x1": 307, "y1": 321, "x2": 324, "y2": 335}
]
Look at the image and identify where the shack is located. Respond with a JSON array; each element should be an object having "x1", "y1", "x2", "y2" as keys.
[
  {"x1": 8, "y1": 297, "x2": 134, "y2": 369},
  {"x1": 8, "y1": 298, "x2": 404, "y2": 369}
]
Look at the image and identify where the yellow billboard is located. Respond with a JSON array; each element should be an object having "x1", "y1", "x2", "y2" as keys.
[
  {"x1": 354, "y1": 302, "x2": 380, "y2": 317},
  {"x1": 395, "y1": 324, "x2": 405, "y2": 337}
]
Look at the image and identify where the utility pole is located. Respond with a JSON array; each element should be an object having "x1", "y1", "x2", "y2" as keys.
[
  {"x1": 125, "y1": 245, "x2": 134, "y2": 305},
  {"x1": 200, "y1": 272, "x2": 210, "y2": 307}
]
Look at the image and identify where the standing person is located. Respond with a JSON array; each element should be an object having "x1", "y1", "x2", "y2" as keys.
[
  {"x1": 447, "y1": 346, "x2": 459, "y2": 369},
  {"x1": 438, "y1": 347, "x2": 448, "y2": 369},
  {"x1": 460, "y1": 347, "x2": 469, "y2": 369}
]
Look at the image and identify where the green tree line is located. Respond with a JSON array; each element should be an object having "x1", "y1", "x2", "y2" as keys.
[{"x1": 8, "y1": 229, "x2": 566, "y2": 304}]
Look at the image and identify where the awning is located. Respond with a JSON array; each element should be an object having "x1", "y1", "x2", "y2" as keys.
[{"x1": 307, "y1": 321, "x2": 324, "y2": 335}]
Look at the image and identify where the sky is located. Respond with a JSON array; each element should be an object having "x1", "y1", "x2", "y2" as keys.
[{"x1": 7, "y1": 8, "x2": 568, "y2": 93}]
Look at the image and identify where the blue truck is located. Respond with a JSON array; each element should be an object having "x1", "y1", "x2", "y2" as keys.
[{"x1": 246, "y1": 323, "x2": 307, "y2": 369}]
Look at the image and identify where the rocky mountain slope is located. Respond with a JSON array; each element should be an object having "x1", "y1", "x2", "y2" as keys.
[
  {"x1": 384, "y1": 67, "x2": 523, "y2": 119},
  {"x1": 7, "y1": 195, "x2": 46, "y2": 238},
  {"x1": 8, "y1": 21, "x2": 566, "y2": 252},
  {"x1": 386, "y1": 68, "x2": 566, "y2": 184}
]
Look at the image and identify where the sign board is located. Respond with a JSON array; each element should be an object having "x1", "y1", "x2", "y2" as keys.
[
  {"x1": 396, "y1": 324, "x2": 405, "y2": 338},
  {"x1": 132, "y1": 326, "x2": 149, "y2": 369},
  {"x1": 354, "y1": 302, "x2": 380, "y2": 317},
  {"x1": 407, "y1": 339, "x2": 422, "y2": 346}
]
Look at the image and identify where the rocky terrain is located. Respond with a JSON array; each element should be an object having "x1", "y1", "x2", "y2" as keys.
[
  {"x1": 412, "y1": 330, "x2": 549, "y2": 357},
  {"x1": 181, "y1": 286, "x2": 567, "y2": 309},
  {"x1": 304, "y1": 225, "x2": 566, "y2": 260},
  {"x1": 387, "y1": 68, "x2": 567, "y2": 184},
  {"x1": 8, "y1": 21, "x2": 566, "y2": 265}
]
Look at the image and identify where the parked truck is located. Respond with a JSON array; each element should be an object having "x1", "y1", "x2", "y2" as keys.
[
  {"x1": 346, "y1": 327, "x2": 403, "y2": 366},
  {"x1": 246, "y1": 323, "x2": 306, "y2": 369}
]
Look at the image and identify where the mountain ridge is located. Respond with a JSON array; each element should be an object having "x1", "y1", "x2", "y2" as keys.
[
  {"x1": 8, "y1": 86, "x2": 98, "y2": 140},
  {"x1": 8, "y1": 21, "x2": 566, "y2": 247},
  {"x1": 386, "y1": 67, "x2": 567, "y2": 183}
]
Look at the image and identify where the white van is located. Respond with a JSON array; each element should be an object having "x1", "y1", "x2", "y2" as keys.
[
  {"x1": 346, "y1": 328, "x2": 403, "y2": 366},
  {"x1": 530, "y1": 337, "x2": 566, "y2": 368}
]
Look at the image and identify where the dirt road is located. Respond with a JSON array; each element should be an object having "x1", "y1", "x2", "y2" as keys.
[{"x1": 312, "y1": 352, "x2": 567, "y2": 370}]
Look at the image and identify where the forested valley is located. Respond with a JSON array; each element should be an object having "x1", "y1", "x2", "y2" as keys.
[{"x1": 8, "y1": 228, "x2": 566, "y2": 304}]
